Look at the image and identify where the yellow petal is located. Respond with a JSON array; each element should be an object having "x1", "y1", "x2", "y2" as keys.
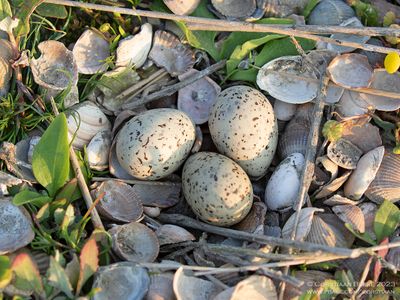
[{"x1": 384, "y1": 52, "x2": 400, "y2": 74}]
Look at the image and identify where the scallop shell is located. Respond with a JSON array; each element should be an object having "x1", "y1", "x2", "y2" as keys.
[
  {"x1": 282, "y1": 207, "x2": 324, "y2": 241},
  {"x1": 335, "y1": 90, "x2": 372, "y2": 119},
  {"x1": 94, "y1": 180, "x2": 143, "y2": 223},
  {"x1": 149, "y1": 30, "x2": 194, "y2": 77},
  {"x1": 319, "y1": 213, "x2": 355, "y2": 246},
  {"x1": 327, "y1": 54, "x2": 373, "y2": 89},
  {"x1": 308, "y1": 0, "x2": 355, "y2": 25},
  {"x1": 233, "y1": 202, "x2": 267, "y2": 233},
  {"x1": 365, "y1": 149, "x2": 400, "y2": 203},
  {"x1": 341, "y1": 122, "x2": 382, "y2": 153},
  {"x1": 30, "y1": 40, "x2": 78, "y2": 90},
  {"x1": 359, "y1": 69, "x2": 400, "y2": 111},
  {"x1": 273, "y1": 100, "x2": 297, "y2": 121},
  {"x1": 327, "y1": 138, "x2": 363, "y2": 169},
  {"x1": 314, "y1": 170, "x2": 351, "y2": 199},
  {"x1": 116, "y1": 23, "x2": 153, "y2": 68},
  {"x1": 145, "y1": 272, "x2": 175, "y2": 300},
  {"x1": 257, "y1": 55, "x2": 318, "y2": 104},
  {"x1": 332, "y1": 204, "x2": 365, "y2": 233},
  {"x1": 344, "y1": 146, "x2": 384, "y2": 200},
  {"x1": 177, "y1": 69, "x2": 221, "y2": 124},
  {"x1": 0, "y1": 56, "x2": 11, "y2": 97},
  {"x1": 164, "y1": 0, "x2": 200, "y2": 15},
  {"x1": 0, "y1": 198, "x2": 34, "y2": 254},
  {"x1": 93, "y1": 262, "x2": 150, "y2": 300},
  {"x1": 109, "y1": 222, "x2": 159, "y2": 263},
  {"x1": 323, "y1": 195, "x2": 361, "y2": 206},
  {"x1": 73, "y1": 29, "x2": 110, "y2": 74},
  {"x1": 340, "y1": 254, "x2": 372, "y2": 282},
  {"x1": 87, "y1": 130, "x2": 112, "y2": 171},
  {"x1": 210, "y1": 0, "x2": 256, "y2": 19},
  {"x1": 155, "y1": 224, "x2": 195, "y2": 246}
]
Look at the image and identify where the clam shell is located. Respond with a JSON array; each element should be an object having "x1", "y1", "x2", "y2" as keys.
[
  {"x1": 44, "y1": 84, "x2": 79, "y2": 108},
  {"x1": 359, "y1": 69, "x2": 400, "y2": 111},
  {"x1": 177, "y1": 69, "x2": 221, "y2": 124},
  {"x1": 211, "y1": 0, "x2": 256, "y2": 19},
  {"x1": 335, "y1": 90, "x2": 372, "y2": 119},
  {"x1": 365, "y1": 149, "x2": 400, "y2": 203},
  {"x1": 273, "y1": 100, "x2": 297, "y2": 121},
  {"x1": 116, "y1": 23, "x2": 153, "y2": 69},
  {"x1": 143, "y1": 206, "x2": 161, "y2": 218},
  {"x1": 31, "y1": 40, "x2": 78, "y2": 90},
  {"x1": 0, "y1": 56, "x2": 11, "y2": 97},
  {"x1": 257, "y1": 55, "x2": 318, "y2": 104},
  {"x1": 315, "y1": 170, "x2": 351, "y2": 199},
  {"x1": 344, "y1": 146, "x2": 384, "y2": 200},
  {"x1": 87, "y1": 130, "x2": 112, "y2": 171},
  {"x1": 109, "y1": 222, "x2": 159, "y2": 263},
  {"x1": 155, "y1": 224, "x2": 195, "y2": 246},
  {"x1": 308, "y1": 0, "x2": 355, "y2": 25},
  {"x1": 357, "y1": 38, "x2": 386, "y2": 68},
  {"x1": 164, "y1": 0, "x2": 200, "y2": 15},
  {"x1": 145, "y1": 272, "x2": 175, "y2": 300},
  {"x1": 93, "y1": 262, "x2": 150, "y2": 300},
  {"x1": 327, "y1": 138, "x2": 363, "y2": 169},
  {"x1": 327, "y1": 54, "x2": 373, "y2": 89},
  {"x1": 319, "y1": 213, "x2": 355, "y2": 246},
  {"x1": 149, "y1": 30, "x2": 194, "y2": 77},
  {"x1": 0, "y1": 198, "x2": 34, "y2": 254},
  {"x1": 8, "y1": 139, "x2": 36, "y2": 181},
  {"x1": 233, "y1": 202, "x2": 267, "y2": 233},
  {"x1": 323, "y1": 195, "x2": 361, "y2": 206},
  {"x1": 132, "y1": 182, "x2": 181, "y2": 208},
  {"x1": 341, "y1": 122, "x2": 382, "y2": 153},
  {"x1": 282, "y1": 207, "x2": 324, "y2": 241},
  {"x1": 94, "y1": 180, "x2": 143, "y2": 223},
  {"x1": 73, "y1": 29, "x2": 110, "y2": 74},
  {"x1": 316, "y1": 156, "x2": 338, "y2": 180},
  {"x1": 332, "y1": 204, "x2": 365, "y2": 233}
]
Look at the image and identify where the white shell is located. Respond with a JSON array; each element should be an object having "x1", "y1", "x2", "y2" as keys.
[
  {"x1": 27, "y1": 136, "x2": 41, "y2": 164},
  {"x1": 209, "y1": 85, "x2": 278, "y2": 177},
  {"x1": 182, "y1": 152, "x2": 253, "y2": 226},
  {"x1": 116, "y1": 108, "x2": 195, "y2": 180},
  {"x1": 335, "y1": 89, "x2": 372, "y2": 118},
  {"x1": 344, "y1": 146, "x2": 384, "y2": 200},
  {"x1": 282, "y1": 207, "x2": 324, "y2": 241},
  {"x1": 265, "y1": 153, "x2": 305, "y2": 211},
  {"x1": 87, "y1": 130, "x2": 112, "y2": 171},
  {"x1": 155, "y1": 224, "x2": 195, "y2": 246},
  {"x1": 273, "y1": 100, "x2": 297, "y2": 121},
  {"x1": 308, "y1": 0, "x2": 355, "y2": 25},
  {"x1": 116, "y1": 23, "x2": 153, "y2": 68},
  {"x1": 163, "y1": 0, "x2": 200, "y2": 15},
  {"x1": 73, "y1": 29, "x2": 110, "y2": 74},
  {"x1": 67, "y1": 102, "x2": 111, "y2": 149},
  {"x1": 211, "y1": 0, "x2": 256, "y2": 19}
]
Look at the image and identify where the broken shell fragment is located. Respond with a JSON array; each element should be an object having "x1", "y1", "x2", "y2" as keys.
[
  {"x1": 332, "y1": 204, "x2": 365, "y2": 233},
  {"x1": 314, "y1": 170, "x2": 351, "y2": 199},
  {"x1": 132, "y1": 182, "x2": 181, "y2": 208},
  {"x1": 234, "y1": 202, "x2": 267, "y2": 233},
  {"x1": 282, "y1": 207, "x2": 324, "y2": 241},
  {"x1": 156, "y1": 224, "x2": 195, "y2": 246},
  {"x1": 336, "y1": 90, "x2": 372, "y2": 118},
  {"x1": 163, "y1": 0, "x2": 200, "y2": 15},
  {"x1": 210, "y1": 0, "x2": 257, "y2": 20},
  {"x1": 87, "y1": 130, "x2": 112, "y2": 171},
  {"x1": 327, "y1": 138, "x2": 363, "y2": 169},
  {"x1": 146, "y1": 272, "x2": 175, "y2": 300},
  {"x1": 341, "y1": 122, "x2": 382, "y2": 153},
  {"x1": 308, "y1": 0, "x2": 355, "y2": 25}
]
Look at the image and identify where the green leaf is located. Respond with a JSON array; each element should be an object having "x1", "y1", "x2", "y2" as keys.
[
  {"x1": 11, "y1": 0, "x2": 44, "y2": 36},
  {"x1": 55, "y1": 178, "x2": 78, "y2": 203},
  {"x1": 303, "y1": 0, "x2": 320, "y2": 19},
  {"x1": 36, "y1": 202, "x2": 50, "y2": 222},
  {"x1": 374, "y1": 200, "x2": 400, "y2": 243},
  {"x1": 350, "y1": 0, "x2": 379, "y2": 26},
  {"x1": 12, "y1": 189, "x2": 52, "y2": 207},
  {"x1": 47, "y1": 257, "x2": 73, "y2": 298},
  {"x1": 383, "y1": 11, "x2": 396, "y2": 27},
  {"x1": 11, "y1": 253, "x2": 43, "y2": 295},
  {"x1": 76, "y1": 239, "x2": 99, "y2": 295},
  {"x1": 0, "y1": 256, "x2": 12, "y2": 289},
  {"x1": 32, "y1": 113, "x2": 70, "y2": 197},
  {"x1": 35, "y1": 3, "x2": 67, "y2": 19},
  {"x1": 344, "y1": 223, "x2": 377, "y2": 245},
  {"x1": 0, "y1": 0, "x2": 12, "y2": 20}
]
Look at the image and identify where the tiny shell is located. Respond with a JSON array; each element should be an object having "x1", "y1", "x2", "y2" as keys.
[
  {"x1": 282, "y1": 207, "x2": 324, "y2": 241},
  {"x1": 305, "y1": 214, "x2": 348, "y2": 248},
  {"x1": 327, "y1": 138, "x2": 363, "y2": 169},
  {"x1": 344, "y1": 146, "x2": 384, "y2": 200},
  {"x1": 116, "y1": 23, "x2": 153, "y2": 68},
  {"x1": 145, "y1": 272, "x2": 175, "y2": 300},
  {"x1": 149, "y1": 30, "x2": 194, "y2": 76},
  {"x1": 163, "y1": 0, "x2": 200, "y2": 15},
  {"x1": 327, "y1": 54, "x2": 373, "y2": 89},
  {"x1": 155, "y1": 224, "x2": 195, "y2": 246},
  {"x1": 341, "y1": 122, "x2": 382, "y2": 153},
  {"x1": 273, "y1": 100, "x2": 297, "y2": 121},
  {"x1": 73, "y1": 29, "x2": 110, "y2": 74},
  {"x1": 265, "y1": 153, "x2": 305, "y2": 211},
  {"x1": 210, "y1": 0, "x2": 256, "y2": 19},
  {"x1": 87, "y1": 130, "x2": 112, "y2": 171},
  {"x1": 143, "y1": 206, "x2": 161, "y2": 218},
  {"x1": 308, "y1": 0, "x2": 355, "y2": 25},
  {"x1": 332, "y1": 204, "x2": 365, "y2": 233}
]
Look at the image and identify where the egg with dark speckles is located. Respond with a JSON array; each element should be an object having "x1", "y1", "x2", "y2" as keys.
[
  {"x1": 182, "y1": 152, "x2": 253, "y2": 226},
  {"x1": 116, "y1": 108, "x2": 195, "y2": 180},
  {"x1": 209, "y1": 85, "x2": 278, "y2": 177}
]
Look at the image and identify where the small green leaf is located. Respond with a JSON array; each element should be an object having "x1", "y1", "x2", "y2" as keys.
[
  {"x1": 76, "y1": 239, "x2": 99, "y2": 295},
  {"x1": 35, "y1": 3, "x2": 67, "y2": 18},
  {"x1": 383, "y1": 11, "x2": 396, "y2": 27},
  {"x1": 0, "y1": 256, "x2": 12, "y2": 289},
  {"x1": 32, "y1": 113, "x2": 70, "y2": 197},
  {"x1": 11, "y1": 253, "x2": 43, "y2": 295},
  {"x1": 0, "y1": 0, "x2": 12, "y2": 20},
  {"x1": 65, "y1": 254, "x2": 79, "y2": 290},
  {"x1": 55, "y1": 178, "x2": 78, "y2": 203},
  {"x1": 12, "y1": 189, "x2": 52, "y2": 207},
  {"x1": 36, "y1": 202, "x2": 50, "y2": 222},
  {"x1": 47, "y1": 257, "x2": 73, "y2": 298},
  {"x1": 303, "y1": 0, "x2": 320, "y2": 18},
  {"x1": 374, "y1": 200, "x2": 400, "y2": 243},
  {"x1": 11, "y1": 0, "x2": 44, "y2": 36},
  {"x1": 322, "y1": 120, "x2": 344, "y2": 142}
]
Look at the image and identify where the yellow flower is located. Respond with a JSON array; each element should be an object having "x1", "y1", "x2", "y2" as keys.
[{"x1": 384, "y1": 52, "x2": 400, "y2": 74}]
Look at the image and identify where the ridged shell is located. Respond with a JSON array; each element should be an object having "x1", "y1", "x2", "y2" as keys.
[
  {"x1": 305, "y1": 215, "x2": 349, "y2": 248},
  {"x1": 145, "y1": 272, "x2": 175, "y2": 300},
  {"x1": 340, "y1": 254, "x2": 372, "y2": 282},
  {"x1": 314, "y1": 170, "x2": 351, "y2": 199},
  {"x1": 327, "y1": 138, "x2": 363, "y2": 169},
  {"x1": 211, "y1": 0, "x2": 256, "y2": 19},
  {"x1": 73, "y1": 29, "x2": 110, "y2": 74},
  {"x1": 257, "y1": 55, "x2": 318, "y2": 104},
  {"x1": 87, "y1": 130, "x2": 112, "y2": 171},
  {"x1": 155, "y1": 224, "x2": 195, "y2": 246},
  {"x1": 344, "y1": 146, "x2": 384, "y2": 200},
  {"x1": 164, "y1": 0, "x2": 200, "y2": 15},
  {"x1": 323, "y1": 195, "x2": 361, "y2": 206},
  {"x1": 94, "y1": 180, "x2": 143, "y2": 223},
  {"x1": 149, "y1": 30, "x2": 194, "y2": 76},
  {"x1": 332, "y1": 204, "x2": 365, "y2": 233},
  {"x1": 327, "y1": 54, "x2": 373, "y2": 89},
  {"x1": 319, "y1": 213, "x2": 355, "y2": 246},
  {"x1": 273, "y1": 100, "x2": 297, "y2": 121},
  {"x1": 365, "y1": 149, "x2": 400, "y2": 203},
  {"x1": 109, "y1": 222, "x2": 159, "y2": 263},
  {"x1": 282, "y1": 207, "x2": 324, "y2": 241},
  {"x1": 308, "y1": 0, "x2": 355, "y2": 25},
  {"x1": 341, "y1": 122, "x2": 382, "y2": 153},
  {"x1": 93, "y1": 262, "x2": 150, "y2": 300},
  {"x1": 335, "y1": 90, "x2": 372, "y2": 119}
]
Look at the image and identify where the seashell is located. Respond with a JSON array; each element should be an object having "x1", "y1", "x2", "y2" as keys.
[
  {"x1": 316, "y1": 155, "x2": 339, "y2": 180},
  {"x1": 335, "y1": 89, "x2": 372, "y2": 119},
  {"x1": 265, "y1": 153, "x2": 305, "y2": 211},
  {"x1": 357, "y1": 38, "x2": 386, "y2": 68},
  {"x1": 44, "y1": 84, "x2": 79, "y2": 108},
  {"x1": 341, "y1": 122, "x2": 382, "y2": 153},
  {"x1": 0, "y1": 197, "x2": 34, "y2": 254},
  {"x1": 340, "y1": 254, "x2": 372, "y2": 282},
  {"x1": 94, "y1": 180, "x2": 143, "y2": 223},
  {"x1": 155, "y1": 224, "x2": 195, "y2": 246},
  {"x1": 257, "y1": 55, "x2": 318, "y2": 104},
  {"x1": 359, "y1": 69, "x2": 400, "y2": 111},
  {"x1": 386, "y1": 237, "x2": 400, "y2": 271},
  {"x1": 132, "y1": 182, "x2": 181, "y2": 208},
  {"x1": 143, "y1": 206, "x2": 161, "y2": 218},
  {"x1": 177, "y1": 69, "x2": 221, "y2": 124},
  {"x1": 116, "y1": 23, "x2": 153, "y2": 69},
  {"x1": 308, "y1": 0, "x2": 355, "y2": 25},
  {"x1": 73, "y1": 29, "x2": 110, "y2": 74},
  {"x1": 87, "y1": 130, "x2": 111, "y2": 171},
  {"x1": 163, "y1": 0, "x2": 200, "y2": 15},
  {"x1": 332, "y1": 204, "x2": 365, "y2": 233},
  {"x1": 93, "y1": 262, "x2": 150, "y2": 300},
  {"x1": 319, "y1": 213, "x2": 355, "y2": 246},
  {"x1": 109, "y1": 222, "x2": 159, "y2": 263},
  {"x1": 359, "y1": 202, "x2": 377, "y2": 240},
  {"x1": 273, "y1": 100, "x2": 297, "y2": 121},
  {"x1": 0, "y1": 38, "x2": 13, "y2": 61},
  {"x1": 27, "y1": 136, "x2": 41, "y2": 164},
  {"x1": 165, "y1": 21, "x2": 186, "y2": 41},
  {"x1": 213, "y1": 275, "x2": 277, "y2": 300},
  {"x1": 0, "y1": 171, "x2": 22, "y2": 195},
  {"x1": 233, "y1": 202, "x2": 267, "y2": 233},
  {"x1": 282, "y1": 207, "x2": 324, "y2": 241},
  {"x1": 30, "y1": 40, "x2": 78, "y2": 90},
  {"x1": 109, "y1": 138, "x2": 136, "y2": 180},
  {"x1": 149, "y1": 30, "x2": 195, "y2": 77},
  {"x1": 323, "y1": 195, "x2": 361, "y2": 206},
  {"x1": 0, "y1": 56, "x2": 11, "y2": 97},
  {"x1": 314, "y1": 170, "x2": 351, "y2": 199},
  {"x1": 30, "y1": 250, "x2": 50, "y2": 276},
  {"x1": 365, "y1": 149, "x2": 400, "y2": 203},
  {"x1": 210, "y1": 0, "x2": 256, "y2": 20},
  {"x1": 66, "y1": 102, "x2": 111, "y2": 149},
  {"x1": 327, "y1": 138, "x2": 363, "y2": 169},
  {"x1": 145, "y1": 272, "x2": 175, "y2": 300},
  {"x1": 327, "y1": 54, "x2": 373, "y2": 89},
  {"x1": 8, "y1": 138, "x2": 36, "y2": 181},
  {"x1": 284, "y1": 270, "x2": 333, "y2": 299},
  {"x1": 344, "y1": 146, "x2": 384, "y2": 200},
  {"x1": 173, "y1": 267, "x2": 222, "y2": 300}
]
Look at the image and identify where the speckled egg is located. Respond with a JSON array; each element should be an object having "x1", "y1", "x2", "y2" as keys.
[
  {"x1": 208, "y1": 85, "x2": 278, "y2": 178},
  {"x1": 182, "y1": 152, "x2": 253, "y2": 226},
  {"x1": 116, "y1": 108, "x2": 195, "y2": 180}
]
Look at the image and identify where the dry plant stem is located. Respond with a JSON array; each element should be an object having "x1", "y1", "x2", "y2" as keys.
[
  {"x1": 122, "y1": 60, "x2": 226, "y2": 110},
  {"x1": 92, "y1": 176, "x2": 181, "y2": 186},
  {"x1": 261, "y1": 269, "x2": 304, "y2": 288},
  {"x1": 50, "y1": 98, "x2": 104, "y2": 230}
]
